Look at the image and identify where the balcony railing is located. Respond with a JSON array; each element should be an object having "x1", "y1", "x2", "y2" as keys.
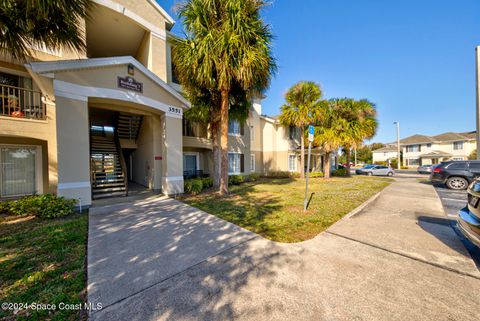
[{"x1": 0, "y1": 84, "x2": 46, "y2": 120}]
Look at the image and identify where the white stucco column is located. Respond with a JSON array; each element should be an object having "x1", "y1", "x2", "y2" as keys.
[
  {"x1": 54, "y1": 95, "x2": 92, "y2": 206},
  {"x1": 161, "y1": 114, "x2": 184, "y2": 195}
]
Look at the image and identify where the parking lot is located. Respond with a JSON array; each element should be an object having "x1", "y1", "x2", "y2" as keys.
[{"x1": 428, "y1": 178, "x2": 480, "y2": 268}]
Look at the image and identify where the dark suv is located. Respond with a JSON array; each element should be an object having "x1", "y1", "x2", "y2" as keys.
[{"x1": 430, "y1": 160, "x2": 480, "y2": 190}]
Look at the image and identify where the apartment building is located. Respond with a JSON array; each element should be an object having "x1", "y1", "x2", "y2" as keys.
[
  {"x1": 372, "y1": 146, "x2": 398, "y2": 164},
  {"x1": 0, "y1": 0, "x2": 329, "y2": 206},
  {"x1": 372, "y1": 131, "x2": 476, "y2": 167},
  {"x1": 0, "y1": 0, "x2": 188, "y2": 206}
]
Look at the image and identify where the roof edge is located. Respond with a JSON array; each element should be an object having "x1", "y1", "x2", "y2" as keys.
[{"x1": 27, "y1": 56, "x2": 190, "y2": 108}]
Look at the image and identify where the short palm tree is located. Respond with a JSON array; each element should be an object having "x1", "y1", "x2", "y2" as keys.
[
  {"x1": 0, "y1": 0, "x2": 91, "y2": 59},
  {"x1": 279, "y1": 81, "x2": 323, "y2": 178},
  {"x1": 172, "y1": 0, "x2": 276, "y2": 194},
  {"x1": 313, "y1": 99, "x2": 344, "y2": 178},
  {"x1": 339, "y1": 99, "x2": 378, "y2": 177}
]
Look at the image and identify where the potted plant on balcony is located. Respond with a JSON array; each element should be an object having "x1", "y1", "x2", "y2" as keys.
[{"x1": 8, "y1": 95, "x2": 24, "y2": 118}]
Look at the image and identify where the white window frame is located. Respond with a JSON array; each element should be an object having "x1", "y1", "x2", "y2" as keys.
[
  {"x1": 228, "y1": 120, "x2": 241, "y2": 136},
  {"x1": 250, "y1": 125, "x2": 255, "y2": 141},
  {"x1": 288, "y1": 154, "x2": 297, "y2": 172},
  {"x1": 0, "y1": 144, "x2": 43, "y2": 198},
  {"x1": 228, "y1": 152, "x2": 242, "y2": 174},
  {"x1": 250, "y1": 154, "x2": 255, "y2": 172},
  {"x1": 183, "y1": 152, "x2": 200, "y2": 171},
  {"x1": 453, "y1": 141, "x2": 464, "y2": 150},
  {"x1": 407, "y1": 158, "x2": 420, "y2": 166}
]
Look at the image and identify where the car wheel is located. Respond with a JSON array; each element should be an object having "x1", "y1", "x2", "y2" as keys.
[
  {"x1": 446, "y1": 177, "x2": 468, "y2": 190},
  {"x1": 367, "y1": 172, "x2": 373, "y2": 176},
  {"x1": 387, "y1": 172, "x2": 393, "y2": 177}
]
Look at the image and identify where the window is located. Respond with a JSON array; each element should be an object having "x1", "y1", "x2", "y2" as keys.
[
  {"x1": 250, "y1": 126, "x2": 255, "y2": 141},
  {"x1": 406, "y1": 145, "x2": 421, "y2": 153},
  {"x1": 228, "y1": 153, "x2": 244, "y2": 174},
  {"x1": 426, "y1": 143, "x2": 432, "y2": 148},
  {"x1": 0, "y1": 146, "x2": 38, "y2": 198},
  {"x1": 228, "y1": 120, "x2": 242, "y2": 136},
  {"x1": 288, "y1": 154, "x2": 297, "y2": 172},
  {"x1": 447, "y1": 162, "x2": 466, "y2": 170},
  {"x1": 469, "y1": 162, "x2": 480, "y2": 170},
  {"x1": 407, "y1": 159, "x2": 420, "y2": 166},
  {"x1": 289, "y1": 126, "x2": 298, "y2": 140},
  {"x1": 182, "y1": 118, "x2": 195, "y2": 137},
  {"x1": 453, "y1": 141, "x2": 464, "y2": 150},
  {"x1": 250, "y1": 154, "x2": 255, "y2": 172}
]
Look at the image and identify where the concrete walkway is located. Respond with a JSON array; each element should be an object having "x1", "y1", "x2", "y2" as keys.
[{"x1": 88, "y1": 177, "x2": 480, "y2": 321}]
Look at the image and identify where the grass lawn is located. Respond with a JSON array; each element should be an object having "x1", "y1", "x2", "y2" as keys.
[
  {"x1": 181, "y1": 176, "x2": 391, "y2": 242},
  {"x1": 0, "y1": 213, "x2": 88, "y2": 321}
]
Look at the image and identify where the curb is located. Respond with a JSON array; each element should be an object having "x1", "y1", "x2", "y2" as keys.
[{"x1": 339, "y1": 191, "x2": 382, "y2": 221}]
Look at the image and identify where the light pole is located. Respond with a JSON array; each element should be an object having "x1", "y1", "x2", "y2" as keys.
[
  {"x1": 394, "y1": 121, "x2": 401, "y2": 169},
  {"x1": 476, "y1": 46, "x2": 480, "y2": 159}
]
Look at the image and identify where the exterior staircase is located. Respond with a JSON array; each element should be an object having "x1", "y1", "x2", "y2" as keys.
[
  {"x1": 90, "y1": 129, "x2": 128, "y2": 199},
  {"x1": 117, "y1": 113, "x2": 143, "y2": 140}
]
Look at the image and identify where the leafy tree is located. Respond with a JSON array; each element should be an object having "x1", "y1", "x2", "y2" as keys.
[
  {"x1": 469, "y1": 149, "x2": 477, "y2": 160},
  {"x1": 172, "y1": 0, "x2": 276, "y2": 194},
  {"x1": 0, "y1": 0, "x2": 91, "y2": 59},
  {"x1": 279, "y1": 81, "x2": 323, "y2": 178},
  {"x1": 338, "y1": 99, "x2": 378, "y2": 177},
  {"x1": 313, "y1": 99, "x2": 344, "y2": 179}
]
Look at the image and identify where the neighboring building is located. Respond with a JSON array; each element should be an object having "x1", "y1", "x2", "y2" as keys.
[
  {"x1": 0, "y1": 0, "x2": 332, "y2": 206},
  {"x1": 372, "y1": 145, "x2": 398, "y2": 165},
  {"x1": 372, "y1": 131, "x2": 476, "y2": 167}
]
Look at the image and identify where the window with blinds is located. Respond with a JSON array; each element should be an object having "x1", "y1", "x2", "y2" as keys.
[{"x1": 0, "y1": 147, "x2": 36, "y2": 198}]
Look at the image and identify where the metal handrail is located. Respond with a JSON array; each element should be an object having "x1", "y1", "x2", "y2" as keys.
[{"x1": 0, "y1": 83, "x2": 46, "y2": 120}]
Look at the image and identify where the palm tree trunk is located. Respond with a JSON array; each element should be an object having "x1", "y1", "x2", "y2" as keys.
[
  {"x1": 300, "y1": 127, "x2": 305, "y2": 178},
  {"x1": 345, "y1": 147, "x2": 351, "y2": 177},
  {"x1": 219, "y1": 90, "x2": 229, "y2": 195},
  {"x1": 211, "y1": 121, "x2": 220, "y2": 188},
  {"x1": 324, "y1": 151, "x2": 331, "y2": 179}
]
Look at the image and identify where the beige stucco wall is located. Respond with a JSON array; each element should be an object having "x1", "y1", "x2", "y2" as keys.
[
  {"x1": 150, "y1": 36, "x2": 168, "y2": 82},
  {"x1": 162, "y1": 115, "x2": 183, "y2": 194},
  {"x1": 113, "y1": 0, "x2": 168, "y2": 30},
  {"x1": 135, "y1": 32, "x2": 152, "y2": 69},
  {"x1": 54, "y1": 96, "x2": 91, "y2": 205}
]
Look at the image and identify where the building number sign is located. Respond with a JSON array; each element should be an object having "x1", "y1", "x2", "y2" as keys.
[{"x1": 168, "y1": 106, "x2": 182, "y2": 115}]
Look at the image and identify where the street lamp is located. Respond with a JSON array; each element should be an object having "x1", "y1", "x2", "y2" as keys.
[
  {"x1": 476, "y1": 46, "x2": 480, "y2": 160},
  {"x1": 393, "y1": 121, "x2": 400, "y2": 170}
]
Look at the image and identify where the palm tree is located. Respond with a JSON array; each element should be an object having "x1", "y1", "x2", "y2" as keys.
[
  {"x1": 313, "y1": 99, "x2": 345, "y2": 179},
  {"x1": 172, "y1": 0, "x2": 276, "y2": 194},
  {"x1": 339, "y1": 99, "x2": 378, "y2": 177},
  {"x1": 279, "y1": 81, "x2": 323, "y2": 178},
  {"x1": 0, "y1": 0, "x2": 91, "y2": 59}
]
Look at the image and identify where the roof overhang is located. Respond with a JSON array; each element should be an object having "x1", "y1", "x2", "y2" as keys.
[{"x1": 26, "y1": 56, "x2": 190, "y2": 108}]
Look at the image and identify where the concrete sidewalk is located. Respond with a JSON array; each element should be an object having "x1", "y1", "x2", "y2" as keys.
[{"x1": 89, "y1": 177, "x2": 480, "y2": 321}]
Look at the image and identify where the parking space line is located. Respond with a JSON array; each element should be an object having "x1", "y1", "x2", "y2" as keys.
[{"x1": 442, "y1": 197, "x2": 467, "y2": 203}]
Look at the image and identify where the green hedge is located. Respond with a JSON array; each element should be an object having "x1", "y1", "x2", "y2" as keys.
[
  {"x1": 262, "y1": 171, "x2": 300, "y2": 178},
  {"x1": 0, "y1": 194, "x2": 76, "y2": 219},
  {"x1": 332, "y1": 168, "x2": 347, "y2": 177}
]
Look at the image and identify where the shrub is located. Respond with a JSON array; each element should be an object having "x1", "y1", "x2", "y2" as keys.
[
  {"x1": 262, "y1": 171, "x2": 299, "y2": 179},
  {"x1": 2, "y1": 194, "x2": 75, "y2": 218},
  {"x1": 229, "y1": 175, "x2": 244, "y2": 185},
  {"x1": 201, "y1": 177, "x2": 213, "y2": 188},
  {"x1": 401, "y1": 166, "x2": 409, "y2": 170},
  {"x1": 184, "y1": 180, "x2": 193, "y2": 194},
  {"x1": 245, "y1": 172, "x2": 260, "y2": 182},
  {"x1": 332, "y1": 168, "x2": 347, "y2": 177},
  {"x1": 190, "y1": 179, "x2": 203, "y2": 195},
  {"x1": 0, "y1": 200, "x2": 10, "y2": 214},
  {"x1": 308, "y1": 171, "x2": 324, "y2": 178}
]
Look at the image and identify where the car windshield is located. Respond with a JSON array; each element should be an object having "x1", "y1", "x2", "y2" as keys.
[{"x1": 363, "y1": 165, "x2": 375, "y2": 169}]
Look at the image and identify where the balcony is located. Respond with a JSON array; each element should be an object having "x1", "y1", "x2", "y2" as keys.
[
  {"x1": 0, "y1": 84, "x2": 46, "y2": 120},
  {"x1": 183, "y1": 136, "x2": 213, "y2": 150}
]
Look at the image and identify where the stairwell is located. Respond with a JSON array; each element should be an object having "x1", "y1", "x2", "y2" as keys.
[
  {"x1": 90, "y1": 130, "x2": 128, "y2": 199},
  {"x1": 89, "y1": 112, "x2": 143, "y2": 200}
]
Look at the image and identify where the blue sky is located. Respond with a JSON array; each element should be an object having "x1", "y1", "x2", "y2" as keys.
[{"x1": 158, "y1": 0, "x2": 480, "y2": 143}]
